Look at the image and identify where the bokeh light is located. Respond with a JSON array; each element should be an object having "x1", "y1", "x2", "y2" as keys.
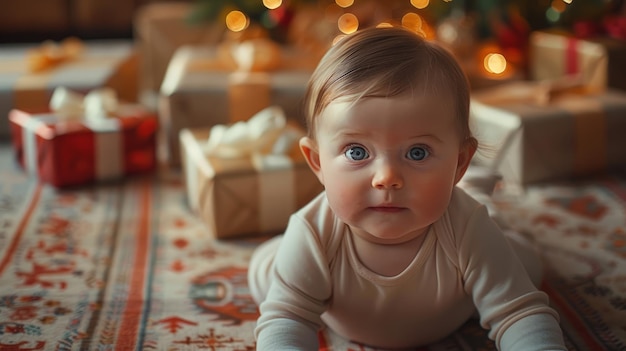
[
  {"x1": 402, "y1": 12, "x2": 423, "y2": 32},
  {"x1": 338, "y1": 13, "x2": 359, "y2": 34},
  {"x1": 335, "y1": 0, "x2": 354, "y2": 8},
  {"x1": 263, "y1": 0, "x2": 282, "y2": 10},
  {"x1": 376, "y1": 22, "x2": 394, "y2": 28},
  {"x1": 225, "y1": 11, "x2": 249, "y2": 32},
  {"x1": 332, "y1": 34, "x2": 348, "y2": 46},
  {"x1": 545, "y1": 7, "x2": 560, "y2": 23},
  {"x1": 550, "y1": 0, "x2": 566, "y2": 13},
  {"x1": 410, "y1": 0, "x2": 430, "y2": 10},
  {"x1": 483, "y1": 53, "x2": 507, "y2": 74}
]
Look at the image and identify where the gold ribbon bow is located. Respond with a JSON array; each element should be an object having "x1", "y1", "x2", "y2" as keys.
[{"x1": 26, "y1": 37, "x2": 84, "y2": 73}]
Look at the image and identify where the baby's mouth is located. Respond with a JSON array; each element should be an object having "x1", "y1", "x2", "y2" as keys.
[{"x1": 369, "y1": 205, "x2": 405, "y2": 213}]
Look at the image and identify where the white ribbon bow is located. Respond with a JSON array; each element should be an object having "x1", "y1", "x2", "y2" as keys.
[
  {"x1": 203, "y1": 106, "x2": 302, "y2": 159},
  {"x1": 49, "y1": 86, "x2": 119, "y2": 121}
]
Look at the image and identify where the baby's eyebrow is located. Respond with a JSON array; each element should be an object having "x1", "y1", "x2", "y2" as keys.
[
  {"x1": 338, "y1": 131, "x2": 368, "y2": 138},
  {"x1": 408, "y1": 133, "x2": 444, "y2": 144},
  {"x1": 329, "y1": 129, "x2": 370, "y2": 140}
]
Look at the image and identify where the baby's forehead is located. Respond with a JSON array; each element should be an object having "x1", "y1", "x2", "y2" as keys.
[
  {"x1": 326, "y1": 93, "x2": 449, "y2": 114},
  {"x1": 318, "y1": 94, "x2": 457, "y2": 130}
]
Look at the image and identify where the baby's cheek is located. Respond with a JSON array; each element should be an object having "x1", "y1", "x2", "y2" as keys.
[
  {"x1": 420, "y1": 179, "x2": 455, "y2": 214},
  {"x1": 326, "y1": 183, "x2": 360, "y2": 218}
]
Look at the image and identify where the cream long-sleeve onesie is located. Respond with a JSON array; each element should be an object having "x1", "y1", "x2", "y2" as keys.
[{"x1": 250, "y1": 187, "x2": 566, "y2": 350}]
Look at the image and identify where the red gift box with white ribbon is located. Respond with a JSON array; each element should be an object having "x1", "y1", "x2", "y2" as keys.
[{"x1": 9, "y1": 87, "x2": 158, "y2": 187}]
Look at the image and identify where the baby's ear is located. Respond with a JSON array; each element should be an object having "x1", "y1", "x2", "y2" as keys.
[
  {"x1": 454, "y1": 137, "x2": 478, "y2": 184},
  {"x1": 299, "y1": 136, "x2": 324, "y2": 185}
]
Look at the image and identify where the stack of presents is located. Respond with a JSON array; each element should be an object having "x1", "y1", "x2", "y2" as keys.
[{"x1": 2, "y1": 2, "x2": 626, "y2": 239}]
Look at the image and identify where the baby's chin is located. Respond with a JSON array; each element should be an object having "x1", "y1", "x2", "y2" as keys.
[{"x1": 348, "y1": 224, "x2": 430, "y2": 245}]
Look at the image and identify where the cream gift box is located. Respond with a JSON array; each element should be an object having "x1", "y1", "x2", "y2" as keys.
[
  {"x1": 180, "y1": 107, "x2": 323, "y2": 239},
  {"x1": 529, "y1": 30, "x2": 607, "y2": 92},
  {"x1": 133, "y1": 2, "x2": 223, "y2": 107},
  {"x1": 160, "y1": 42, "x2": 317, "y2": 167},
  {"x1": 9, "y1": 88, "x2": 157, "y2": 188},
  {"x1": 529, "y1": 30, "x2": 626, "y2": 92},
  {"x1": 470, "y1": 83, "x2": 626, "y2": 185},
  {"x1": 0, "y1": 39, "x2": 138, "y2": 139}
]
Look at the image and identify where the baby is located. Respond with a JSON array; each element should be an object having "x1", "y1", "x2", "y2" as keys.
[{"x1": 248, "y1": 26, "x2": 566, "y2": 350}]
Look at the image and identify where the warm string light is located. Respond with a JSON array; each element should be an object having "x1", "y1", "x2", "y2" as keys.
[
  {"x1": 551, "y1": 0, "x2": 567, "y2": 12},
  {"x1": 483, "y1": 53, "x2": 507, "y2": 74},
  {"x1": 546, "y1": 0, "x2": 573, "y2": 23},
  {"x1": 225, "y1": 10, "x2": 249, "y2": 32},
  {"x1": 222, "y1": 0, "x2": 516, "y2": 64},
  {"x1": 376, "y1": 22, "x2": 393, "y2": 28},
  {"x1": 335, "y1": 0, "x2": 354, "y2": 8},
  {"x1": 338, "y1": 13, "x2": 359, "y2": 34},
  {"x1": 477, "y1": 41, "x2": 514, "y2": 79},
  {"x1": 402, "y1": 12, "x2": 423, "y2": 32},
  {"x1": 263, "y1": 0, "x2": 282, "y2": 10},
  {"x1": 333, "y1": 34, "x2": 348, "y2": 45},
  {"x1": 410, "y1": 0, "x2": 430, "y2": 10}
]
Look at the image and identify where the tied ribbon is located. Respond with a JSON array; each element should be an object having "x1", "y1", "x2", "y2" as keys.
[
  {"x1": 219, "y1": 38, "x2": 283, "y2": 72},
  {"x1": 50, "y1": 87, "x2": 120, "y2": 122},
  {"x1": 26, "y1": 37, "x2": 84, "y2": 73},
  {"x1": 566, "y1": 38, "x2": 579, "y2": 75},
  {"x1": 204, "y1": 105, "x2": 302, "y2": 161}
]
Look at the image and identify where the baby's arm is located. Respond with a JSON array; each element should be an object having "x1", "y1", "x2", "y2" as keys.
[
  {"x1": 499, "y1": 313, "x2": 567, "y2": 350},
  {"x1": 458, "y1": 205, "x2": 566, "y2": 350},
  {"x1": 256, "y1": 319, "x2": 319, "y2": 351},
  {"x1": 254, "y1": 215, "x2": 332, "y2": 350}
]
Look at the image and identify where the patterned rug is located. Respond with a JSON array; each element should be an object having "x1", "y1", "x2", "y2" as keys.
[{"x1": 0, "y1": 140, "x2": 625, "y2": 350}]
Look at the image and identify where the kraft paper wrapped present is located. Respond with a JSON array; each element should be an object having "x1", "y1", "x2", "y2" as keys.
[
  {"x1": 470, "y1": 82, "x2": 626, "y2": 185},
  {"x1": 160, "y1": 42, "x2": 317, "y2": 167},
  {"x1": 133, "y1": 2, "x2": 223, "y2": 106},
  {"x1": 180, "y1": 106, "x2": 323, "y2": 239},
  {"x1": 0, "y1": 38, "x2": 138, "y2": 139},
  {"x1": 529, "y1": 30, "x2": 626, "y2": 92},
  {"x1": 9, "y1": 87, "x2": 158, "y2": 188}
]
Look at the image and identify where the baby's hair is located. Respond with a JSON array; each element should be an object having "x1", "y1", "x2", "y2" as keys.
[{"x1": 303, "y1": 26, "x2": 473, "y2": 144}]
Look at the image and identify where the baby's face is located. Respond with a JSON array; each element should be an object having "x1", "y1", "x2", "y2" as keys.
[{"x1": 312, "y1": 94, "x2": 470, "y2": 244}]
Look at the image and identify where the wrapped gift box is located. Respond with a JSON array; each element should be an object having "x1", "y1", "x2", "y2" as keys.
[
  {"x1": 470, "y1": 86, "x2": 626, "y2": 185},
  {"x1": 180, "y1": 125, "x2": 323, "y2": 239},
  {"x1": 133, "y1": 2, "x2": 223, "y2": 107},
  {"x1": 529, "y1": 30, "x2": 626, "y2": 92},
  {"x1": 9, "y1": 103, "x2": 158, "y2": 188},
  {"x1": 160, "y1": 44, "x2": 317, "y2": 167},
  {"x1": 0, "y1": 40, "x2": 138, "y2": 139}
]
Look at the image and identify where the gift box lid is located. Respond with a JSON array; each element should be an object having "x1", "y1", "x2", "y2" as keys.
[
  {"x1": 470, "y1": 86, "x2": 626, "y2": 184},
  {"x1": 9, "y1": 104, "x2": 158, "y2": 140},
  {"x1": 161, "y1": 45, "x2": 316, "y2": 96},
  {"x1": 529, "y1": 30, "x2": 608, "y2": 93},
  {"x1": 180, "y1": 125, "x2": 307, "y2": 177}
]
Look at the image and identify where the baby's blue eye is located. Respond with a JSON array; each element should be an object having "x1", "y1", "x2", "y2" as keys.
[
  {"x1": 345, "y1": 146, "x2": 369, "y2": 161},
  {"x1": 407, "y1": 146, "x2": 429, "y2": 161}
]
